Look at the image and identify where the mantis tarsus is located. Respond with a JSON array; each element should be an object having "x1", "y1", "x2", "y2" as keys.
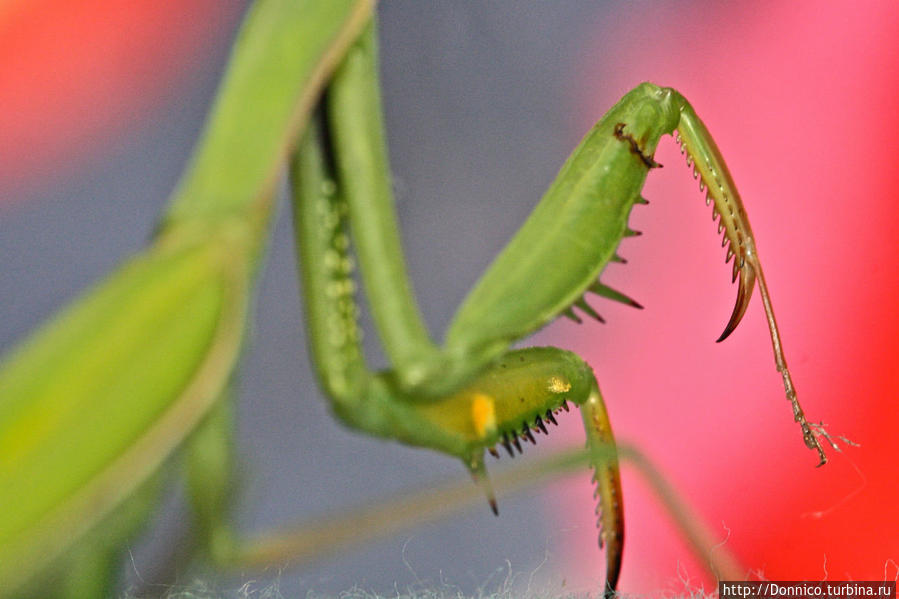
[{"x1": 0, "y1": 1, "x2": 828, "y2": 597}]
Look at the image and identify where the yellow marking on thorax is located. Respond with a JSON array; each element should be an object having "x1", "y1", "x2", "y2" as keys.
[
  {"x1": 547, "y1": 376, "x2": 571, "y2": 393},
  {"x1": 470, "y1": 393, "x2": 497, "y2": 439}
]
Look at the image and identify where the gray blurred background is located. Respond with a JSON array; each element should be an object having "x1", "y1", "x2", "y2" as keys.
[{"x1": 0, "y1": 2, "x2": 642, "y2": 596}]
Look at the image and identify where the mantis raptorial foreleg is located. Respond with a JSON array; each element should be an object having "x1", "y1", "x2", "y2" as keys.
[
  {"x1": 289, "y1": 26, "x2": 627, "y2": 588},
  {"x1": 295, "y1": 108, "x2": 625, "y2": 571},
  {"x1": 286, "y1": 19, "x2": 824, "y2": 597}
]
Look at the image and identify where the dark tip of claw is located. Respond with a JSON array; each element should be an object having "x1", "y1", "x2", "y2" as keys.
[
  {"x1": 545, "y1": 410, "x2": 558, "y2": 426},
  {"x1": 716, "y1": 317, "x2": 740, "y2": 343},
  {"x1": 603, "y1": 583, "x2": 619, "y2": 599},
  {"x1": 716, "y1": 264, "x2": 755, "y2": 343},
  {"x1": 603, "y1": 544, "x2": 623, "y2": 599}
]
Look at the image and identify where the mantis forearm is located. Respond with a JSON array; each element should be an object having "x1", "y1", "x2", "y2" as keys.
[{"x1": 326, "y1": 20, "x2": 438, "y2": 385}]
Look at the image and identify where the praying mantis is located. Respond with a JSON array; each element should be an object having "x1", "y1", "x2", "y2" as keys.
[{"x1": 0, "y1": 1, "x2": 831, "y2": 597}]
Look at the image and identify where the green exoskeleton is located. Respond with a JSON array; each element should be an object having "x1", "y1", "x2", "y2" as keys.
[{"x1": 0, "y1": 1, "x2": 827, "y2": 597}]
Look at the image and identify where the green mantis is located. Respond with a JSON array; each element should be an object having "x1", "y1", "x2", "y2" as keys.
[{"x1": 0, "y1": 1, "x2": 826, "y2": 597}]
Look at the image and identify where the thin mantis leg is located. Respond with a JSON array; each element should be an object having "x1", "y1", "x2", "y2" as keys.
[
  {"x1": 675, "y1": 101, "x2": 826, "y2": 464},
  {"x1": 325, "y1": 20, "x2": 440, "y2": 391},
  {"x1": 213, "y1": 442, "x2": 742, "y2": 592},
  {"x1": 185, "y1": 391, "x2": 237, "y2": 565}
]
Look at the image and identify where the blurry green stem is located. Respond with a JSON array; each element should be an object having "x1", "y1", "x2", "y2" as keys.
[{"x1": 234, "y1": 443, "x2": 744, "y2": 583}]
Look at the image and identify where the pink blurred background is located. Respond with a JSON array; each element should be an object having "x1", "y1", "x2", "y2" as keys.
[
  {"x1": 0, "y1": 0, "x2": 235, "y2": 193},
  {"x1": 1, "y1": 1, "x2": 896, "y2": 596}
]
